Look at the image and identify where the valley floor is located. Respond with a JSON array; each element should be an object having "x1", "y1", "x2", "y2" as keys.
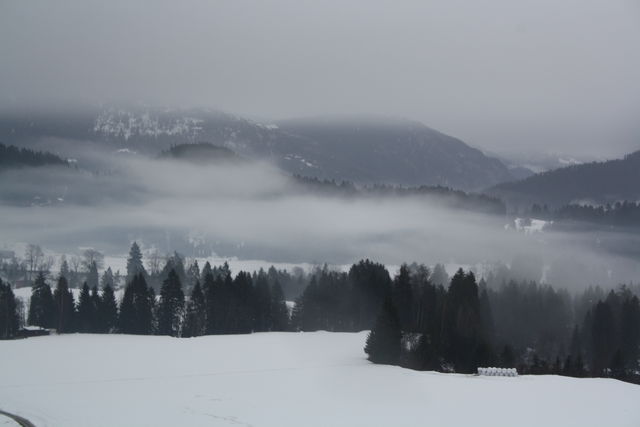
[{"x1": 0, "y1": 332, "x2": 639, "y2": 427}]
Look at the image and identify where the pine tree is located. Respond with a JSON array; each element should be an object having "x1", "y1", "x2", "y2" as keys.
[
  {"x1": 590, "y1": 300, "x2": 615, "y2": 376},
  {"x1": 270, "y1": 281, "x2": 290, "y2": 331},
  {"x1": 620, "y1": 295, "x2": 640, "y2": 372},
  {"x1": 500, "y1": 345, "x2": 516, "y2": 368},
  {"x1": 53, "y1": 275, "x2": 75, "y2": 333},
  {"x1": 0, "y1": 278, "x2": 19, "y2": 339},
  {"x1": 430, "y1": 264, "x2": 450, "y2": 287},
  {"x1": 87, "y1": 261, "x2": 99, "y2": 289},
  {"x1": 186, "y1": 260, "x2": 200, "y2": 291},
  {"x1": 98, "y1": 283, "x2": 118, "y2": 333},
  {"x1": 200, "y1": 261, "x2": 213, "y2": 283},
  {"x1": 253, "y1": 272, "x2": 271, "y2": 332},
  {"x1": 609, "y1": 349, "x2": 626, "y2": 380},
  {"x1": 203, "y1": 271, "x2": 218, "y2": 334},
  {"x1": 392, "y1": 264, "x2": 413, "y2": 331},
  {"x1": 90, "y1": 285, "x2": 101, "y2": 321},
  {"x1": 76, "y1": 282, "x2": 95, "y2": 332},
  {"x1": 59, "y1": 256, "x2": 70, "y2": 282},
  {"x1": 230, "y1": 271, "x2": 254, "y2": 334},
  {"x1": 182, "y1": 280, "x2": 206, "y2": 337},
  {"x1": 126, "y1": 242, "x2": 146, "y2": 282},
  {"x1": 365, "y1": 296, "x2": 402, "y2": 365},
  {"x1": 443, "y1": 269, "x2": 487, "y2": 373},
  {"x1": 348, "y1": 259, "x2": 392, "y2": 331},
  {"x1": 119, "y1": 273, "x2": 154, "y2": 335},
  {"x1": 157, "y1": 269, "x2": 185, "y2": 336},
  {"x1": 100, "y1": 267, "x2": 115, "y2": 289},
  {"x1": 27, "y1": 272, "x2": 55, "y2": 328}
]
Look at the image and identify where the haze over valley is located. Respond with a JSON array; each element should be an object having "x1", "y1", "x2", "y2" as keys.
[{"x1": 1, "y1": 2, "x2": 639, "y2": 426}]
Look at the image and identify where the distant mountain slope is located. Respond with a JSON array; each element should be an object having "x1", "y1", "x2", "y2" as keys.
[
  {"x1": 0, "y1": 143, "x2": 68, "y2": 170},
  {"x1": 275, "y1": 116, "x2": 514, "y2": 191},
  {"x1": 489, "y1": 150, "x2": 640, "y2": 207},
  {"x1": 0, "y1": 106, "x2": 516, "y2": 191}
]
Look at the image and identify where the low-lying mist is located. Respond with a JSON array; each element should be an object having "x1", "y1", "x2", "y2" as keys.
[{"x1": 1, "y1": 150, "x2": 638, "y2": 291}]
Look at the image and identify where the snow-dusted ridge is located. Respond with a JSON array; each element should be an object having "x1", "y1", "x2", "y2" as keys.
[{"x1": 93, "y1": 108, "x2": 204, "y2": 141}]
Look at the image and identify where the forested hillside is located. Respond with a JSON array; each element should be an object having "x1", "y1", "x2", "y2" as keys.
[
  {"x1": 0, "y1": 143, "x2": 68, "y2": 170},
  {"x1": 490, "y1": 151, "x2": 640, "y2": 208}
]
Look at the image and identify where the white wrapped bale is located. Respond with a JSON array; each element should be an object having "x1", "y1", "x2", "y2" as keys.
[{"x1": 477, "y1": 367, "x2": 519, "y2": 377}]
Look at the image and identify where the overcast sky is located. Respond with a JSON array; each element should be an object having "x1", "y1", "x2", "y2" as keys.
[{"x1": 1, "y1": 0, "x2": 639, "y2": 158}]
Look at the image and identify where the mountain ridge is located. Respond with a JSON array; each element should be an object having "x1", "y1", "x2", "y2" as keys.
[
  {"x1": 0, "y1": 106, "x2": 517, "y2": 191},
  {"x1": 489, "y1": 150, "x2": 640, "y2": 208}
]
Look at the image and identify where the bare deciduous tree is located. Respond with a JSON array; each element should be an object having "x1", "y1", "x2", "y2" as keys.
[
  {"x1": 82, "y1": 248, "x2": 104, "y2": 271},
  {"x1": 24, "y1": 244, "x2": 43, "y2": 282},
  {"x1": 146, "y1": 249, "x2": 164, "y2": 275}
]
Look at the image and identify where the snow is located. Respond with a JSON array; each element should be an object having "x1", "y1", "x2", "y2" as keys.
[
  {"x1": 507, "y1": 217, "x2": 552, "y2": 234},
  {"x1": 94, "y1": 109, "x2": 204, "y2": 140},
  {"x1": 0, "y1": 415, "x2": 19, "y2": 426},
  {"x1": 0, "y1": 332, "x2": 639, "y2": 427}
]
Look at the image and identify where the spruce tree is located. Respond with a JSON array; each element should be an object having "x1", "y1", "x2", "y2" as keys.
[
  {"x1": 27, "y1": 272, "x2": 55, "y2": 328},
  {"x1": 430, "y1": 263, "x2": 450, "y2": 287},
  {"x1": 157, "y1": 269, "x2": 185, "y2": 336},
  {"x1": 348, "y1": 259, "x2": 392, "y2": 331},
  {"x1": 76, "y1": 282, "x2": 95, "y2": 332},
  {"x1": 270, "y1": 281, "x2": 290, "y2": 331},
  {"x1": 119, "y1": 273, "x2": 154, "y2": 335},
  {"x1": 620, "y1": 295, "x2": 640, "y2": 372},
  {"x1": 126, "y1": 242, "x2": 146, "y2": 282},
  {"x1": 87, "y1": 261, "x2": 99, "y2": 289},
  {"x1": 590, "y1": 300, "x2": 615, "y2": 376},
  {"x1": 0, "y1": 278, "x2": 19, "y2": 339},
  {"x1": 53, "y1": 275, "x2": 75, "y2": 333},
  {"x1": 365, "y1": 296, "x2": 402, "y2": 365},
  {"x1": 182, "y1": 280, "x2": 206, "y2": 337},
  {"x1": 200, "y1": 261, "x2": 213, "y2": 283},
  {"x1": 203, "y1": 271, "x2": 218, "y2": 334},
  {"x1": 98, "y1": 283, "x2": 118, "y2": 333},
  {"x1": 443, "y1": 269, "x2": 487, "y2": 373},
  {"x1": 253, "y1": 273, "x2": 271, "y2": 332},
  {"x1": 59, "y1": 256, "x2": 70, "y2": 282},
  {"x1": 392, "y1": 264, "x2": 413, "y2": 331},
  {"x1": 186, "y1": 260, "x2": 200, "y2": 291},
  {"x1": 100, "y1": 267, "x2": 115, "y2": 289},
  {"x1": 90, "y1": 285, "x2": 101, "y2": 321}
]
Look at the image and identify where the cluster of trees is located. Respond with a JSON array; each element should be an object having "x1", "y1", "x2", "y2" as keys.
[
  {"x1": 22, "y1": 245, "x2": 291, "y2": 338},
  {"x1": 0, "y1": 278, "x2": 20, "y2": 339},
  {"x1": 294, "y1": 175, "x2": 506, "y2": 215},
  {"x1": 526, "y1": 201, "x2": 640, "y2": 228},
  {"x1": 360, "y1": 266, "x2": 640, "y2": 383},
  {"x1": 287, "y1": 259, "x2": 639, "y2": 382},
  {"x1": 0, "y1": 244, "x2": 114, "y2": 289},
  {"x1": 0, "y1": 143, "x2": 68, "y2": 170},
  {"x1": 492, "y1": 150, "x2": 640, "y2": 208},
  {"x1": 26, "y1": 272, "x2": 118, "y2": 334},
  {"x1": 2, "y1": 243, "x2": 639, "y2": 384}
]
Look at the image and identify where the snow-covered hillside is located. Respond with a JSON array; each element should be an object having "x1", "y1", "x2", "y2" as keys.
[{"x1": 1, "y1": 332, "x2": 639, "y2": 427}]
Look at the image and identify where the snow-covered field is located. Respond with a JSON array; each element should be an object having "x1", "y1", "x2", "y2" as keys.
[
  {"x1": 1, "y1": 332, "x2": 639, "y2": 427},
  {"x1": 0, "y1": 415, "x2": 18, "y2": 426}
]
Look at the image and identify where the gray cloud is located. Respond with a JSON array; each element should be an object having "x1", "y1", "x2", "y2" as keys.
[{"x1": 1, "y1": 0, "x2": 639, "y2": 158}]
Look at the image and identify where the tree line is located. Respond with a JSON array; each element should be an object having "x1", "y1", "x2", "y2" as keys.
[
  {"x1": 527, "y1": 200, "x2": 640, "y2": 228},
  {"x1": 21, "y1": 257, "x2": 290, "y2": 338},
  {"x1": 0, "y1": 143, "x2": 68, "y2": 170},
  {"x1": 362, "y1": 266, "x2": 640, "y2": 384},
  {"x1": 1, "y1": 244, "x2": 639, "y2": 384}
]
